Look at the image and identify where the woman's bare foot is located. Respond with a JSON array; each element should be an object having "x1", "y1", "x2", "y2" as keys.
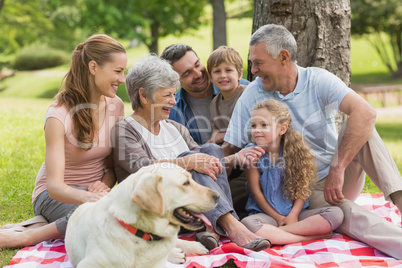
[
  {"x1": 0, "y1": 222, "x2": 61, "y2": 249},
  {"x1": 0, "y1": 229, "x2": 28, "y2": 248},
  {"x1": 217, "y1": 213, "x2": 260, "y2": 246}
]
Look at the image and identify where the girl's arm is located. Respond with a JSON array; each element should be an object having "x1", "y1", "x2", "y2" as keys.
[
  {"x1": 279, "y1": 198, "x2": 305, "y2": 226},
  {"x1": 247, "y1": 165, "x2": 285, "y2": 223},
  {"x1": 224, "y1": 146, "x2": 266, "y2": 176},
  {"x1": 45, "y1": 118, "x2": 106, "y2": 205}
]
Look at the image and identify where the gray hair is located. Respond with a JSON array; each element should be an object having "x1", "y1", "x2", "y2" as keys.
[
  {"x1": 125, "y1": 54, "x2": 180, "y2": 110},
  {"x1": 250, "y1": 24, "x2": 297, "y2": 62}
]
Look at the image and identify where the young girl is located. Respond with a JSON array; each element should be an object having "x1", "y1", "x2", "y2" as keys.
[
  {"x1": 0, "y1": 34, "x2": 127, "y2": 250},
  {"x1": 241, "y1": 99, "x2": 344, "y2": 245}
]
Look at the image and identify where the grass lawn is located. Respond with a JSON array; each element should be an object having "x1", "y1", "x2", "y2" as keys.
[{"x1": 1, "y1": 97, "x2": 401, "y2": 267}]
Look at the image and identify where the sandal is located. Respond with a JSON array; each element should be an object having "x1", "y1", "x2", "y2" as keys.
[
  {"x1": 239, "y1": 237, "x2": 271, "y2": 251},
  {"x1": 195, "y1": 231, "x2": 219, "y2": 250},
  {"x1": 0, "y1": 215, "x2": 48, "y2": 230}
]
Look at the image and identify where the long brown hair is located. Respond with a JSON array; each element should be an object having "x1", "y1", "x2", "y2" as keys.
[
  {"x1": 55, "y1": 34, "x2": 125, "y2": 150},
  {"x1": 253, "y1": 99, "x2": 317, "y2": 200}
]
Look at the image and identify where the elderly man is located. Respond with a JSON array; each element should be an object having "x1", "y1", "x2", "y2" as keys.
[
  {"x1": 160, "y1": 44, "x2": 249, "y2": 145},
  {"x1": 224, "y1": 24, "x2": 402, "y2": 259}
]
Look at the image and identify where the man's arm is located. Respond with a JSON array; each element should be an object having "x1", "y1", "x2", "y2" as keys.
[
  {"x1": 222, "y1": 141, "x2": 241, "y2": 157},
  {"x1": 324, "y1": 92, "x2": 377, "y2": 205}
]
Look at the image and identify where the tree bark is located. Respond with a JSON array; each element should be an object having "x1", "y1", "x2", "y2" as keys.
[
  {"x1": 148, "y1": 22, "x2": 159, "y2": 54},
  {"x1": 249, "y1": 0, "x2": 351, "y2": 130},
  {"x1": 0, "y1": 0, "x2": 4, "y2": 13},
  {"x1": 210, "y1": 0, "x2": 227, "y2": 49}
]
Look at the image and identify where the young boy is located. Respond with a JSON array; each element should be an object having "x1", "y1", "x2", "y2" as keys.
[{"x1": 207, "y1": 46, "x2": 247, "y2": 145}]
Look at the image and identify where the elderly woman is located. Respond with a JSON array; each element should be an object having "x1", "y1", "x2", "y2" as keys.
[{"x1": 112, "y1": 54, "x2": 269, "y2": 252}]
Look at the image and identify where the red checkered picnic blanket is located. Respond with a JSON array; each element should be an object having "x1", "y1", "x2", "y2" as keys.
[{"x1": 5, "y1": 193, "x2": 402, "y2": 268}]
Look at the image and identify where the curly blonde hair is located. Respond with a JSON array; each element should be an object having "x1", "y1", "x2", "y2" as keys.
[{"x1": 253, "y1": 99, "x2": 317, "y2": 200}]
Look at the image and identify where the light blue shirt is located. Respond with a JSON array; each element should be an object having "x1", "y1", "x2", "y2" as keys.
[
  {"x1": 224, "y1": 65, "x2": 353, "y2": 181},
  {"x1": 244, "y1": 144, "x2": 309, "y2": 216}
]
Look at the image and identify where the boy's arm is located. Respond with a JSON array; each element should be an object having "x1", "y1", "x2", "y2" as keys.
[{"x1": 206, "y1": 131, "x2": 225, "y2": 144}]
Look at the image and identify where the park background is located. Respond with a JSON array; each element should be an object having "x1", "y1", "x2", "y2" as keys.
[{"x1": 0, "y1": 0, "x2": 402, "y2": 266}]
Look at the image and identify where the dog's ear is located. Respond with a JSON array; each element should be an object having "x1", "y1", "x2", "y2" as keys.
[{"x1": 132, "y1": 173, "x2": 164, "y2": 215}]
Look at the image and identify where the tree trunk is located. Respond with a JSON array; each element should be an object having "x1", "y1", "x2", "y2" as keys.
[
  {"x1": 147, "y1": 22, "x2": 159, "y2": 54},
  {"x1": 0, "y1": 0, "x2": 4, "y2": 13},
  {"x1": 249, "y1": 0, "x2": 351, "y2": 131},
  {"x1": 210, "y1": 0, "x2": 227, "y2": 50}
]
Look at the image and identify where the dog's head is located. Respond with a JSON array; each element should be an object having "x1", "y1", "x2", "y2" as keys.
[{"x1": 129, "y1": 163, "x2": 219, "y2": 231}]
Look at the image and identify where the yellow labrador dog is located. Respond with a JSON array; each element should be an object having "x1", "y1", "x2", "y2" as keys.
[{"x1": 65, "y1": 163, "x2": 219, "y2": 268}]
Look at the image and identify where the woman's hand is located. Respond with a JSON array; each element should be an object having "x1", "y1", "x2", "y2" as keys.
[
  {"x1": 84, "y1": 191, "x2": 109, "y2": 203},
  {"x1": 88, "y1": 181, "x2": 111, "y2": 193},
  {"x1": 82, "y1": 181, "x2": 110, "y2": 203},
  {"x1": 184, "y1": 153, "x2": 222, "y2": 181}
]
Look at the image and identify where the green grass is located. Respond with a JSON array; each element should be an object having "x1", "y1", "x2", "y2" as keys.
[
  {"x1": 0, "y1": 69, "x2": 65, "y2": 98},
  {"x1": 0, "y1": 98, "x2": 48, "y2": 265},
  {"x1": 362, "y1": 117, "x2": 402, "y2": 193},
  {"x1": 0, "y1": 97, "x2": 401, "y2": 266}
]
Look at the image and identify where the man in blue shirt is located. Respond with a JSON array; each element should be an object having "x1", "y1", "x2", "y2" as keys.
[{"x1": 161, "y1": 44, "x2": 249, "y2": 145}]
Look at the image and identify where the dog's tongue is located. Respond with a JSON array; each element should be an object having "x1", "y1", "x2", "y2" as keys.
[{"x1": 194, "y1": 213, "x2": 213, "y2": 230}]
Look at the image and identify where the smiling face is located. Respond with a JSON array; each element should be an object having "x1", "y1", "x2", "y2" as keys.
[
  {"x1": 145, "y1": 86, "x2": 177, "y2": 122},
  {"x1": 91, "y1": 52, "x2": 127, "y2": 98},
  {"x1": 251, "y1": 108, "x2": 286, "y2": 151},
  {"x1": 249, "y1": 42, "x2": 284, "y2": 92},
  {"x1": 209, "y1": 61, "x2": 242, "y2": 95},
  {"x1": 171, "y1": 51, "x2": 211, "y2": 98}
]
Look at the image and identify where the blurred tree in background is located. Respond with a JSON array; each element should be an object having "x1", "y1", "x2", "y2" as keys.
[
  {"x1": 80, "y1": 0, "x2": 208, "y2": 54},
  {"x1": 40, "y1": 0, "x2": 85, "y2": 51},
  {"x1": 351, "y1": 0, "x2": 402, "y2": 78},
  {"x1": 0, "y1": 0, "x2": 208, "y2": 56},
  {"x1": 211, "y1": 0, "x2": 227, "y2": 49},
  {"x1": 0, "y1": 0, "x2": 52, "y2": 54},
  {"x1": 1, "y1": 0, "x2": 400, "y2": 79}
]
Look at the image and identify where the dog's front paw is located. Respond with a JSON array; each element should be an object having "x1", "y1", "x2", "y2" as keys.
[
  {"x1": 177, "y1": 240, "x2": 209, "y2": 255},
  {"x1": 168, "y1": 247, "x2": 186, "y2": 264}
]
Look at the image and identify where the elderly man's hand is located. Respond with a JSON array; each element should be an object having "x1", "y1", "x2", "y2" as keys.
[{"x1": 323, "y1": 167, "x2": 345, "y2": 205}]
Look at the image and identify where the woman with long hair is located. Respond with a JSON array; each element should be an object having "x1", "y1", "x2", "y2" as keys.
[{"x1": 0, "y1": 34, "x2": 127, "y2": 249}]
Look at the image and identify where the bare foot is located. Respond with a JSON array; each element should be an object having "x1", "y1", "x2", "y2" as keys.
[
  {"x1": 0, "y1": 229, "x2": 27, "y2": 248},
  {"x1": 218, "y1": 213, "x2": 265, "y2": 246},
  {"x1": 226, "y1": 220, "x2": 260, "y2": 246},
  {"x1": 0, "y1": 222, "x2": 60, "y2": 249}
]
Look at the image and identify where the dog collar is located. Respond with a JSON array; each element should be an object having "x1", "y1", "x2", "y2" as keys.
[{"x1": 115, "y1": 216, "x2": 163, "y2": 241}]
